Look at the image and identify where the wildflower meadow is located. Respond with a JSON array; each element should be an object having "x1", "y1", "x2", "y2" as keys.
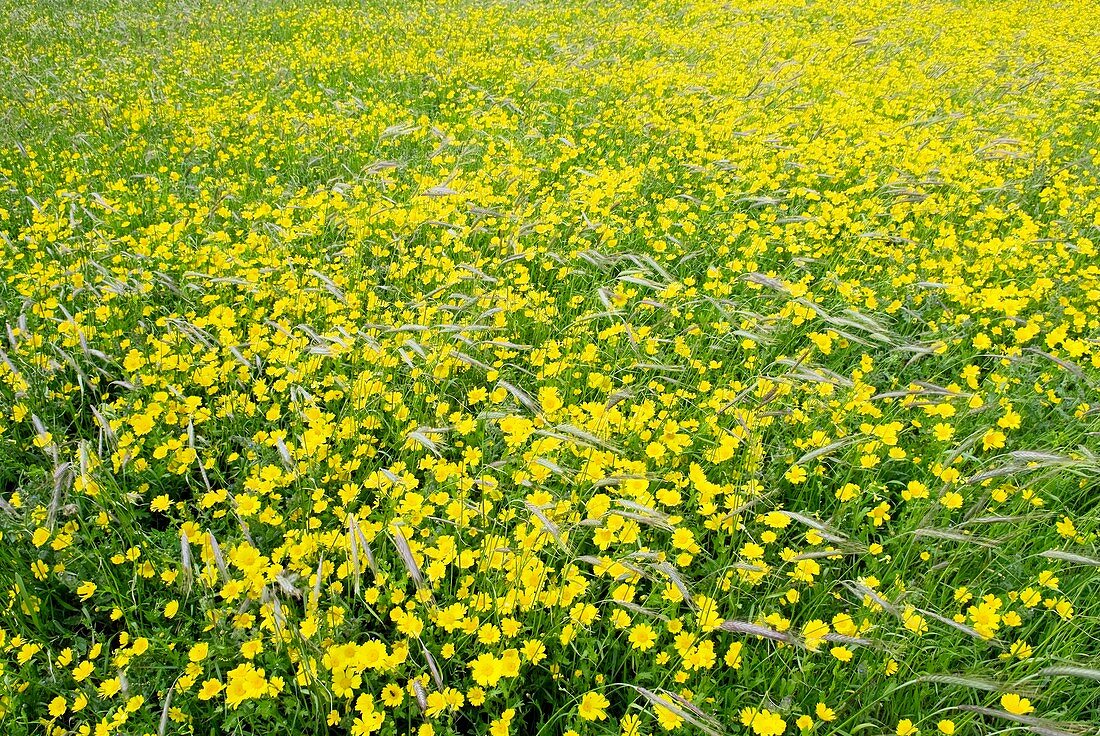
[{"x1": 1, "y1": 0, "x2": 1099, "y2": 735}]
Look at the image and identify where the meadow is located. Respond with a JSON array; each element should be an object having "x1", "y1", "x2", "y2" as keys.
[{"x1": 1, "y1": 0, "x2": 1099, "y2": 734}]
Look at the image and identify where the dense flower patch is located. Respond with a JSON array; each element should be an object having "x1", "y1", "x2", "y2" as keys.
[{"x1": 1, "y1": 0, "x2": 1099, "y2": 735}]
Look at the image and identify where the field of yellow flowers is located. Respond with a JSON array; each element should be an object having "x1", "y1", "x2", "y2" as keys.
[{"x1": 2, "y1": 0, "x2": 1100, "y2": 734}]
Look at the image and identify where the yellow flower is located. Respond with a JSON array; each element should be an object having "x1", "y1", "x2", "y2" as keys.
[
  {"x1": 197, "y1": 679, "x2": 223, "y2": 700},
  {"x1": 236, "y1": 494, "x2": 261, "y2": 516},
  {"x1": 621, "y1": 713, "x2": 642, "y2": 736},
  {"x1": 48, "y1": 696, "x2": 66, "y2": 718},
  {"x1": 940, "y1": 492, "x2": 963, "y2": 510},
  {"x1": 99, "y1": 677, "x2": 122, "y2": 698},
  {"x1": 381, "y1": 684, "x2": 404, "y2": 707},
  {"x1": 131, "y1": 413, "x2": 155, "y2": 436},
  {"x1": 224, "y1": 663, "x2": 267, "y2": 709},
  {"x1": 867, "y1": 501, "x2": 892, "y2": 527},
  {"x1": 1000, "y1": 693, "x2": 1035, "y2": 715},
  {"x1": 490, "y1": 709, "x2": 516, "y2": 736},
  {"x1": 741, "y1": 707, "x2": 787, "y2": 736},
  {"x1": 763, "y1": 511, "x2": 792, "y2": 529},
  {"x1": 72, "y1": 660, "x2": 94, "y2": 681},
  {"x1": 671, "y1": 527, "x2": 695, "y2": 550},
  {"x1": 578, "y1": 691, "x2": 610, "y2": 721},
  {"x1": 725, "y1": 642, "x2": 744, "y2": 669},
  {"x1": 981, "y1": 429, "x2": 1006, "y2": 451},
  {"x1": 785, "y1": 465, "x2": 808, "y2": 484},
  {"x1": 629, "y1": 623, "x2": 658, "y2": 651},
  {"x1": 189, "y1": 642, "x2": 209, "y2": 662},
  {"x1": 902, "y1": 607, "x2": 928, "y2": 636},
  {"x1": 896, "y1": 719, "x2": 919, "y2": 736},
  {"x1": 468, "y1": 653, "x2": 503, "y2": 687},
  {"x1": 15, "y1": 643, "x2": 38, "y2": 666},
  {"x1": 830, "y1": 646, "x2": 853, "y2": 662},
  {"x1": 655, "y1": 697, "x2": 685, "y2": 730},
  {"x1": 695, "y1": 595, "x2": 723, "y2": 632},
  {"x1": 802, "y1": 619, "x2": 830, "y2": 651},
  {"x1": 241, "y1": 639, "x2": 264, "y2": 659},
  {"x1": 521, "y1": 639, "x2": 547, "y2": 665}
]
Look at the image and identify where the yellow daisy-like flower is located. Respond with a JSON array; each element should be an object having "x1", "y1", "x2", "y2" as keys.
[{"x1": 577, "y1": 691, "x2": 610, "y2": 721}]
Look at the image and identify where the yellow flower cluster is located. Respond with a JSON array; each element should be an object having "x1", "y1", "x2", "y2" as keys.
[{"x1": 0, "y1": 0, "x2": 1098, "y2": 734}]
